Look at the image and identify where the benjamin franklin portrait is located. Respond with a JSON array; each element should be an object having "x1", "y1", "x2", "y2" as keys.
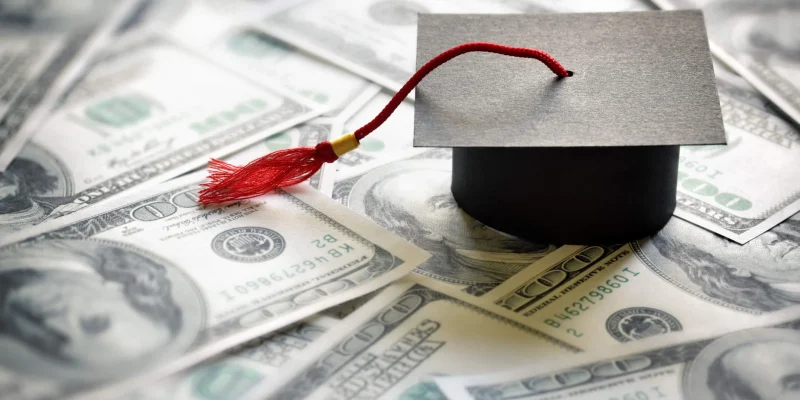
[
  {"x1": 637, "y1": 214, "x2": 800, "y2": 312},
  {"x1": 344, "y1": 158, "x2": 556, "y2": 288},
  {"x1": 0, "y1": 240, "x2": 203, "y2": 382},
  {"x1": 685, "y1": 328, "x2": 800, "y2": 400}
]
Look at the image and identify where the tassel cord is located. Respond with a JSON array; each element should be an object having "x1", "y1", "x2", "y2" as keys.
[{"x1": 199, "y1": 42, "x2": 570, "y2": 205}]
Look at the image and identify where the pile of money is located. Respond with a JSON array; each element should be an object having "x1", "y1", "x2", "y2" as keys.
[{"x1": 1, "y1": 1, "x2": 798, "y2": 399}]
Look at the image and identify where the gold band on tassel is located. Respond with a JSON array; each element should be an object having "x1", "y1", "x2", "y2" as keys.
[{"x1": 330, "y1": 132, "x2": 360, "y2": 157}]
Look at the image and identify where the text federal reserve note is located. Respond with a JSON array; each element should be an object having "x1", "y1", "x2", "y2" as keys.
[
  {"x1": 0, "y1": 0, "x2": 140, "y2": 170},
  {"x1": 249, "y1": 278, "x2": 580, "y2": 400},
  {"x1": 332, "y1": 149, "x2": 559, "y2": 296},
  {"x1": 653, "y1": 0, "x2": 800, "y2": 127},
  {"x1": 673, "y1": 75, "x2": 800, "y2": 243},
  {"x1": 0, "y1": 172, "x2": 428, "y2": 399},
  {"x1": 126, "y1": 316, "x2": 337, "y2": 400},
  {"x1": 257, "y1": 0, "x2": 514, "y2": 93},
  {"x1": 436, "y1": 306, "x2": 800, "y2": 400},
  {"x1": 0, "y1": 35, "x2": 322, "y2": 235}
]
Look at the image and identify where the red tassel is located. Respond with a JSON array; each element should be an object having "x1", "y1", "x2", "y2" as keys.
[{"x1": 198, "y1": 142, "x2": 338, "y2": 205}]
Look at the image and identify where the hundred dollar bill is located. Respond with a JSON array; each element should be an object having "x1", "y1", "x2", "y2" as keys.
[
  {"x1": 125, "y1": 316, "x2": 337, "y2": 400},
  {"x1": 337, "y1": 90, "x2": 415, "y2": 170},
  {"x1": 0, "y1": 35, "x2": 322, "y2": 235},
  {"x1": 249, "y1": 277, "x2": 580, "y2": 400},
  {"x1": 475, "y1": 212, "x2": 800, "y2": 348},
  {"x1": 0, "y1": 0, "x2": 141, "y2": 170},
  {"x1": 435, "y1": 306, "x2": 800, "y2": 400},
  {"x1": 653, "y1": 0, "x2": 800, "y2": 127},
  {"x1": 0, "y1": 171, "x2": 429, "y2": 400},
  {"x1": 673, "y1": 74, "x2": 800, "y2": 243},
  {"x1": 256, "y1": 0, "x2": 515, "y2": 93},
  {"x1": 332, "y1": 149, "x2": 560, "y2": 296}
]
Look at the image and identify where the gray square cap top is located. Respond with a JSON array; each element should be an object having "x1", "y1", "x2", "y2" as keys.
[{"x1": 414, "y1": 11, "x2": 726, "y2": 148}]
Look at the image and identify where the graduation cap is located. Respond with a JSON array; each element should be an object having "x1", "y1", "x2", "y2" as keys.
[{"x1": 198, "y1": 10, "x2": 725, "y2": 245}]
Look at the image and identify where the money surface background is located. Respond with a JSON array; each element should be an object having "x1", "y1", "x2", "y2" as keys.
[
  {"x1": 0, "y1": 172, "x2": 428, "y2": 399},
  {"x1": 3, "y1": 0, "x2": 800, "y2": 398}
]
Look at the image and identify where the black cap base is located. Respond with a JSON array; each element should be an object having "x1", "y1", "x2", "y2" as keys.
[{"x1": 451, "y1": 146, "x2": 679, "y2": 244}]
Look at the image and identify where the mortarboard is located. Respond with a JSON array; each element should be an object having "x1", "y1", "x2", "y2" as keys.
[
  {"x1": 414, "y1": 11, "x2": 725, "y2": 244},
  {"x1": 198, "y1": 10, "x2": 725, "y2": 245}
]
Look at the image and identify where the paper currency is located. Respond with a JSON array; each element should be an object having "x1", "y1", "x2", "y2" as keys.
[
  {"x1": 673, "y1": 75, "x2": 800, "y2": 243},
  {"x1": 476, "y1": 213, "x2": 800, "y2": 348},
  {"x1": 249, "y1": 278, "x2": 580, "y2": 400},
  {"x1": 201, "y1": 26, "x2": 378, "y2": 117},
  {"x1": 337, "y1": 90, "x2": 415, "y2": 170},
  {"x1": 125, "y1": 316, "x2": 337, "y2": 400},
  {"x1": 332, "y1": 149, "x2": 559, "y2": 296},
  {"x1": 0, "y1": 35, "x2": 322, "y2": 235},
  {"x1": 653, "y1": 0, "x2": 800, "y2": 127},
  {"x1": 257, "y1": 0, "x2": 514, "y2": 93},
  {"x1": 0, "y1": 171, "x2": 429, "y2": 399},
  {"x1": 435, "y1": 306, "x2": 800, "y2": 400},
  {"x1": 0, "y1": 0, "x2": 140, "y2": 170}
]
